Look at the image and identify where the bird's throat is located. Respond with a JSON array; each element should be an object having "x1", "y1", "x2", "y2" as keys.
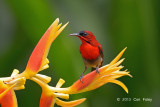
[{"x1": 79, "y1": 37, "x2": 90, "y2": 44}]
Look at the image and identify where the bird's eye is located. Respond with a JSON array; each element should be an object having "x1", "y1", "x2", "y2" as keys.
[{"x1": 79, "y1": 31, "x2": 88, "y2": 36}]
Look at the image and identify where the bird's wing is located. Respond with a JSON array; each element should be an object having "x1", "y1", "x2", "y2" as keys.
[{"x1": 98, "y1": 45, "x2": 104, "y2": 67}]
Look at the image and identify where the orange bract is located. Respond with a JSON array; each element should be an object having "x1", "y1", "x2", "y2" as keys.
[
  {"x1": 0, "y1": 81, "x2": 17, "y2": 107},
  {"x1": 21, "y1": 18, "x2": 68, "y2": 79}
]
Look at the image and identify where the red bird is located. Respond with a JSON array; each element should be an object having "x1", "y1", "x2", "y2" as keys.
[{"x1": 70, "y1": 31, "x2": 104, "y2": 82}]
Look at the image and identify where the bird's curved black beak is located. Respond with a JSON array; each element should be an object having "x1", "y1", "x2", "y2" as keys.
[{"x1": 69, "y1": 33, "x2": 80, "y2": 37}]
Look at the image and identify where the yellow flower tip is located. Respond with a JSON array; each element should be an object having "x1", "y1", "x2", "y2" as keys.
[
  {"x1": 58, "y1": 23, "x2": 62, "y2": 27},
  {"x1": 56, "y1": 78, "x2": 65, "y2": 88},
  {"x1": 13, "y1": 85, "x2": 25, "y2": 90},
  {"x1": 39, "y1": 58, "x2": 49, "y2": 71},
  {"x1": 108, "y1": 79, "x2": 129, "y2": 93},
  {"x1": 56, "y1": 98, "x2": 86, "y2": 107},
  {"x1": 50, "y1": 18, "x2": 59, "y2": 28},
  {"x1": 66, "y1": 21, "x2": 69, "y2": 26},
  {"x1": 121, "y1": 47, "x2": 127, "y2": 54},
  {"x1": 124, "y1": 47, "x2": 127, "y2": 50},
  {"x1": 121, "y1": 69, "x2": 132, "y2": 78},
  {"x1": 57, "y1": 22, "x2": 69, "y2": 34},
  {"x1": 11, "y1": 69, "x2": 19, "y2": 77},
  {"x1": 39, "y1": 64, "x2": 49, "y2": 71},
  {"x1": 110, "y1": 47, "x2": 127, "y2": 65},
  {"x1": 42, "y1": 58, "x2": 49, "y2": 66},
  {"x1": 52, "y1": 21, "x2": 69, "y2": 42},
  {"x1": 125, "y1": 88, "x2": 129, "y2": 94},
  {"x1": 56, "y1": 18, "x2": 59, "y2": 22},
  {"x1": 119, "y1": 65, "x2": 124, "y2": 68},
  {"x1": 127, "y1": 72, "x2": 133, "y2": 78}
]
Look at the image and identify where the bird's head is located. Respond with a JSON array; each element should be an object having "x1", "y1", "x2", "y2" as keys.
[{"x1": 69, "y1": 31, "x2": 97, "y2": 44}]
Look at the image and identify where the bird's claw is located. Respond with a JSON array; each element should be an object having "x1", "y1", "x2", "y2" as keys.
[
  {"x1": 80, "y1": 74, "x2": 84, "y2": 83},
  {"x1": 80, "y1": 78, "x2": 83, "y2": 83},
  {"x1": 96, "y1": 66, "x2": 100, "y2": 74},
  {"x1": 96, "y1": 69, "x2": 100, "y2": 74}
]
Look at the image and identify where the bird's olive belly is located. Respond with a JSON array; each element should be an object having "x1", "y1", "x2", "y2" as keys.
[{"x1": 83, "y1": 55, "x2": 103, "y2": 68}]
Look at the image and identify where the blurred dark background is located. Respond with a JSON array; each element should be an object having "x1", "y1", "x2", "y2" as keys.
[{"x1": 0, "y1": 0, "x2": 160, "y2": 107}]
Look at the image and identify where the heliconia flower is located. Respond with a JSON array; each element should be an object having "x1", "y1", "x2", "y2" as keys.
[
  {"x1": 49, "y1": 47, "x2": 132, "y2": 94},
  {"x1": 19, "y1": 18, "x2": 69, "y2": 79},
  {"x1": 0, "y1": 17, "x2": 131, "y2": 107},
  {"x1": 31, "y1": 77, "x2": 86, "y2": 107},
  {"x1": 0, "y1": 81, "x2": 17, "y2": 107}
]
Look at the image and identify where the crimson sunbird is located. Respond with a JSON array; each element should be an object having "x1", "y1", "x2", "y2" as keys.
[{"x1": 70, "y1": 31, "x2": 104, "y2": 82}]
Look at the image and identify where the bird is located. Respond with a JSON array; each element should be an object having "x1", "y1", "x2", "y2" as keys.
[{"x1": 69, "y1": 31, "x2": 104, "y2": 82}]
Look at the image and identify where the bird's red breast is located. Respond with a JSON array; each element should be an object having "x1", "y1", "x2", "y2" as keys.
[{"x1": 80, "y1": 43, "x2": 100, "y2": 60}]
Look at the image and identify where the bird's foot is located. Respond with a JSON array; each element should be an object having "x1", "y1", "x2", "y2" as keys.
[
  {"x1": 80, "y1": 74, "x2": 84, "y2": 83},
  {"x1": 96, "y1": 66, "x2": 100, "y2": 75},
  {"x1": 96, "y1": 69, "x2": 100, "y2": 74}
]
